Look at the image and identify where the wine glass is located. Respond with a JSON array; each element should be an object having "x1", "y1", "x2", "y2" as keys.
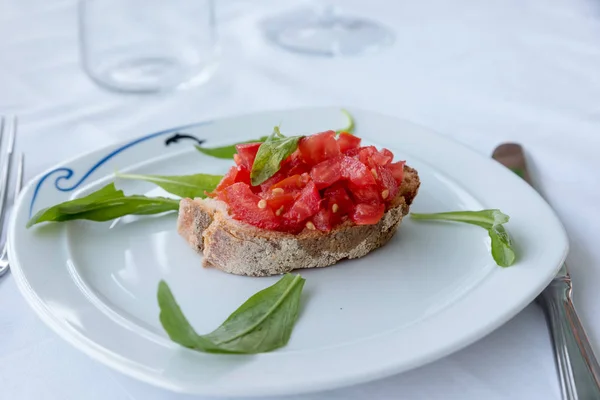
[
  {"x1": 261, "y1": 3, "x2": 394, "y2": 57},
  {"x1": 79, "y1": 0, "x2": 219, "y2": 93}
]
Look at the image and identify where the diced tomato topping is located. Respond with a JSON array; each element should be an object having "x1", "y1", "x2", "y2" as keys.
[
  {"x1": 351, "y1": 203, "x2": 385, "y2": 225},
  {"x1": 347, "y1": 183, "x2": 381, "y2": 204},
  {"x1": 214, "y1": 166, "x2": 237, "y2": 193},
  {"x1": 340, "y1": 156, "x2": 377, "y2": 186},
  {"x1": 380, "y1": 148, "x2": 394, "y2": 163},
  {"x1": 221, "y1": 183, "x2": 279, "y2": 229},
  {"x1": 374, "y1": 165, "x2": 399, "y2": 200},
  {"x1": 310, "y1": 156, "x2": 342, "y2": 190},
  {"x1": 271, "y1": 174, "x2": 309, "y2": 191},
  {"x1": 324, "y1": 183, "x2": 354, "y2": 214},
  {"x1": 284, "y1": 181, "x2": 321, "y2": 223},
  {"x1": 234, "y1": 166, "x2": 251, "y2": 185},
  {"x1": 358, "y1": 146, "x2": 377, "y2": 166},
  {"x1": 285, "y1": 153, "x2": 311, "y2": 176},
  {"x1": 338, "y1": 132, "x2": 361, "y2": 153},
  {"x1": 372, "y1": 149, "x2": 393, "y2": 166},
  {"x1": 387, "y1": 161, "x2": 405, "y2": 184},
  {"x1": 345, "y1": 147, "x2": 361, "y2": 158},
  {"x1": 312, "y1": 208, "x2": 333, "y2": 232},
  {"x1": 235, "y1": 142, "x2": 262, "y2": 169},
  {"x1": 214, "y1": 130, "x2": 407, "y2": 232},
  {"x1": 298, "y1": 130, "x2": 340, "y2": 165},
  {"x1": 260, "y1": 189, "x2": 299, "y2": 212}
]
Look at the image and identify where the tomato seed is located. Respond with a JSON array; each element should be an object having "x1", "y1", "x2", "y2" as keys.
[
  {"x1": 381, "y1": 189, "x2": 389, "y2": 199},
  {"x1": 332, "y1": 203, "x2": 339, "y2": 213},
  {"x1": 306, "y1": 221, "x2": 316, "y2": 230},
  {"x1": 257, "y1": 199, "x2": 267, "y2": 209},
  {"x1": 272, "y1": 188, "x2": 284, "y2": 194}
]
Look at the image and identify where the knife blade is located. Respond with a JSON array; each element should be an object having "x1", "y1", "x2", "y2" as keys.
[{"x1": 492, "y1": 143, "x2": 600, "y2": 400}]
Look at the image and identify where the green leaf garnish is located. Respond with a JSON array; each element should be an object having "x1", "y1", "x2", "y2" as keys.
[
  {"x1": 336, "y1": 108, "x2": 355, "y2": 134},
  {"x1": 158, "y1": 273, "x2": 306, "y2": 354},
  {"x1": 27, "y1": 183, "x2": 180, "y2": 228},
  {"x1": 410, "y1": 209, "x2": 516, "y2": 267},
  {"x1": 195, "y1": 136, "x2": 269, "y2": 159},
  {"x1": 250, "y1": 128, "x2": 303, "y2": 186},
  {"x1": 116, "y1": 172, "x2": 223, "y2": 199}
]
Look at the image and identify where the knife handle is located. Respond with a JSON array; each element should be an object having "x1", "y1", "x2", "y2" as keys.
[{"x1": 538, "y1": 274, "x2": 600, "y2": 400}]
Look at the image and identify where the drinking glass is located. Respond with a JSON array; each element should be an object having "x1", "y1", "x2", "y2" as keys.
[
  {"x1": 262, "y1": 3, "x2": 394, "y2": 57},
  {"x1": 79, "y1": 0, "x2": 219, "y2": 93}
]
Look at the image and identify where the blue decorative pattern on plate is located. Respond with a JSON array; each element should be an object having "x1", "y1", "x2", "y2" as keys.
[{"x1": 29, "y1": 122, "x2": 211, "y2": 216}]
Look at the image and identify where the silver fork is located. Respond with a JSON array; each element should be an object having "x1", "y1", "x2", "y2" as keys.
[{"x1": 0, "y1": 117, "x2": 24, "y2": 277}]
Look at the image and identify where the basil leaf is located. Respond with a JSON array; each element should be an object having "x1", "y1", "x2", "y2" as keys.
[
  {"x1": 250, "y1": 129, "x2": 303, "y2": 186},
  {"x1": 336, "y1": 108, "x2": 355, "y2": 134},
  {"x1": 27, "y1": 183, "x2": 180, "y2": 228},
  {"x1": 116, "y1": 172, "x2": 223, "y2": 199},
  {"x1": 195, "y1": 136, "x2": 269, "y2": 159},
  {"x1": 488, "y1": 224, "x2": 516, "y2": 267},
  {"x1": 158, "y1": 274, "x2": 306, "y2": 354},
  {"x1": 410, "y1": 209, "x2": 515, "y2": 267}
]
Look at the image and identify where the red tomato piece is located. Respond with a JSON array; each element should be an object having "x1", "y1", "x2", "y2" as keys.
[
  {"x1": 340, "y1": 156, "x2": 377, "y2": 186},
  {"x1": 222, "y1": 183, "x2": 280, "y2": 229},
  {"x1": 310, "y1": 156, "x2": 342, "y2": 190},
  {"x1": 324, "y1": 183, "x2": 354, "y2": 214},
  {"x1": 298, "y1": 130, "x2": 340, "y2": 166},
  {"x1": 214, "y1": 166, "x2": 237, "y2": 193},
  {"x1": 375, "y1": 165, "x2": 399, "y2": 200},
  {"x1": 234, "y1": 166, "x2": 251, "y2": 185},
  {"x1": 347, "y1": 183, "x2": 381, "y2": 204},
  {"x1": 235, "y1": 142, "x2": 262, "y2": 169},
  {"x1": 285, "y1": 152, "x2": 311, "y2": 176},
  {"x1": 278, "y1": 217, "x2": 305, "y2": 234},
  {"x1": 358, "y1": 146, "x2": 377, "y2": 166},
  {"x1": 351, "y1": 203, "x2": 385, "y2": 225},
  {"x1": 380, "y1": 148, "x2": 394, "y2": 162},
  {"x1": 387, "y1": 161, "x2": 405, "y2": 184},
  {"x1": 284, "y1": 181, "x2": 321, "y2": 223},
  {"x1": 261, "y1": 191, "x2": 297, "y2": 213},
  {"x1": 338, "y1": 132, "x2": 361, "y2": 153},
  {"x1": 312, "y1": 208, "x2": 333, "y2": 232},
  {"x1": 271, "y1": 174, "x2": 309, "y2": 191},
  {"x1": 345, "y1": 147, "x2": 361, "y2": 158},
  {"x1": 259, "y1": 169, "x2": 287, "y2": 192},
  {"x1": 372, "y1": 148, "x2": 393, "y2": 166}
]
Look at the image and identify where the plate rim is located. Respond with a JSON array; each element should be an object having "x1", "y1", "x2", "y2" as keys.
[{"x1": 8, "y1": 106, "x2": 569, "y2": 397}]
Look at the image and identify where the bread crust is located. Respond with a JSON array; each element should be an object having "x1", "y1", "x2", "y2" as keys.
[{"x1": 177, "y1": 166, "x2": 420, "y2": 276}]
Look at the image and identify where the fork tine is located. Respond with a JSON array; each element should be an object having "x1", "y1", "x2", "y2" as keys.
[
  {"x1": 0, "y1": 117, "x2": 16, "y2": 234},
  {"x1": 7, "y1": 117, "x2": 16, "y2": 153},
  {"x1": 14, "y1": 153, "x2": 24, "y2": 200},
  {"x1": 0, "y1": 117, "x2": 5, "y2": 145}
]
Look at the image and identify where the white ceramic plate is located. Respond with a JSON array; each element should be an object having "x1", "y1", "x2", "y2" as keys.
[{"x1": 9, "y1": 107, "x2": 568, "y2": 397}]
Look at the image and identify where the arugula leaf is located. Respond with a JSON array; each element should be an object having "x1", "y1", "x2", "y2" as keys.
[
  {"x1": 336, "y1": 108, "x2": 355, "y2": 134},
  {"x1": 158, "y1": 274, "x2": 306, "y2": 354},
  {"x1": 250, "y1": 128, "x2": 303, "y2": 186},
  {"x1": 410, "y1": 209, "x2": 509, "y2": 229},
  {"x1": 488, "y1": 224, "x2": 515, "y2": 267},
  {"x1": 116, "y1": 172, "x2": 223, "y2": 199},
  {"x1": 195, "y1": 136, "x2": 269, "y2": 159},
  {"x1": 27, "y1": 183, "x2": 180, "y2": 228},
  {"x1": 410, "y1": 209, "x2": 516, "y2": 267}
]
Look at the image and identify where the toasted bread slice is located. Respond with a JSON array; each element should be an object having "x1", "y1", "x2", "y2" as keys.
[{"x1": 177, "y1": 166, "x2": 420, "y2": 276}]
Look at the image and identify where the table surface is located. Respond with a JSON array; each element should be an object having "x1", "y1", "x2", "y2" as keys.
[{"x1": 1, "y1": 0, "x2": 600, "y2": 399}]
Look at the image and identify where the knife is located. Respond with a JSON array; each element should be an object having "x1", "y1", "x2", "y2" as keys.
[{"x1": 492, "y1": 143, "x2": 600, "y2": 400}]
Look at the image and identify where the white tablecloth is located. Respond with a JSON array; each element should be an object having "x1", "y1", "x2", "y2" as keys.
[{"x1": 1, "y1": 0, "x2": 600, "y2": 399}]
